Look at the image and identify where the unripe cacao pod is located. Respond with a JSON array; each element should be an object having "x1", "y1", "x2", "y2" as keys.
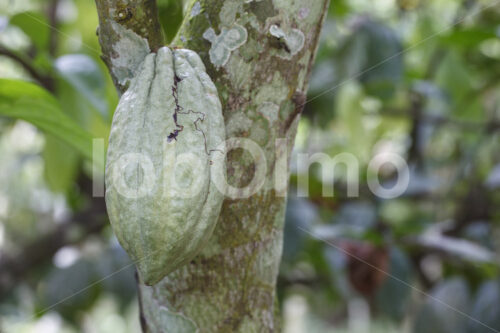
[{"x1": 105, "y1": 46, "x2": 225, "y2": 285}]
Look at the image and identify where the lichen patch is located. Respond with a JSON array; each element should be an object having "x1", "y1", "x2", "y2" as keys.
[
  {"x1": 269, "y1": 24, "x2": 305, "y2": 59},
  {"x1": 109, "y1": 21, "x2": 150, "y2": 86},
  {"x1": 298, "y1": 7, "x2": 310, "y2": 20},
  {"x1": 203, "y1": 24, "x2": 248, "y2": 68},
  {"x1": 191, "y1": 2, "x2": 201, "y2": 17},
  {"x1": 258, "y1": 102, "x2": 280, "y2": 124}
]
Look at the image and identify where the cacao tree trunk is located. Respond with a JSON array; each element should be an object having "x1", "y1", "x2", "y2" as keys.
[{"x1": 95, "y1": 0, "x2": 330, "y2": 331}]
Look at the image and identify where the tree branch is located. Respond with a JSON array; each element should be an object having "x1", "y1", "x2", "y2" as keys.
[
  {"x1": 95, "y1": 0, "x2": 165, "y2": 93},
  {"x1": 137, "y1": 0, "x2": 331, "y2": 331},
  {"x1": 47, "y1": 0, "x2": 61, "y2": 57},
  {"x1": 95, "y1": 0, "x2": 330, "y2": 330},
  {"x1": 0, "y1": 47, "x2": 54, "y2": 91}
]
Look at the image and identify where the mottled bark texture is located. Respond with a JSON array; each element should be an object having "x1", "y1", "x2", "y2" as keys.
[
  {"x1": 95, "y1": 0, "x2": 165, "y2": 93},
  {"x1": 95, "y1": 0, "x2": 330, "y2": 331}
]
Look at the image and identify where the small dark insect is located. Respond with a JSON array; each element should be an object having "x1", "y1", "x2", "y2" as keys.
[{"x1": 167, "y1": 128, "x2": 182, "y2": 142}]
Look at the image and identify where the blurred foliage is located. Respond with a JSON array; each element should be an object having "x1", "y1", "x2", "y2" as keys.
[
  {"x1": 282, "y1": 0, "x2": 500, "y2": 331},
  {"x1": 0, "y1": 0, "x2": 499, "y2": 332}
]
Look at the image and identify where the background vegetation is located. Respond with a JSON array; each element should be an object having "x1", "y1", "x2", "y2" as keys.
[{"x1": 0, "y1": 0, "x2": 499, "y2": 332}]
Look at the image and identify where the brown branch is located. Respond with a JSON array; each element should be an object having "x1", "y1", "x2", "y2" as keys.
[
  {"x1": 283, "y1": 91, "x2": 307, "y2": 132},
  {"x1": 0, "y1": 47, "x2": 54, "y2": 91},
  {"x1": 407, "y1": 92, "x2": 425, "y2": 166},
  {"x1": 47, "y1": 0, "x2": 61, "y2": 57}
]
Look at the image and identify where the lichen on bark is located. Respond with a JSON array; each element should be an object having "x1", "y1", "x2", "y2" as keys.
[{"x1": 95, "y1": 0, "x2": 165, "y2": 93}]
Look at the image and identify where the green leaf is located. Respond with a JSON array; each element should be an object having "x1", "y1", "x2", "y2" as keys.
[
  {"x1": 436, "y1": 51, "x2": 475, "y2": 112},
  {"x1": 329, "y1": 0, "x2": 350, "y2": 17},
  {"x1": 157, "y1": 0, "x2": 184, "y2": 43},
  {"x1": 0, "y1": 79, "x2": 100, "y2": 167},
  {"x1": 43, "y1": 134, "x2": 79, "y2": 193},
  {"x1": 283, "y1": 196, "x2": 318, "y2": 262},
  {"x1": 55, "y1": 54, "x2": 109, "y2": 119},
  {"x1": 9, "y1": 11, "x2": 50, "y2": 50},
  {"x1": 334, "y1": 19, "x2": 403, "y2": 100},
  {"x1": 440, "y1": 29, "x2": 497, "y2": 48},
  {"x1": 37, "y1": 259, "x2": 100, "y2": 320},
  {"x1": 375, "y1": 247, "x2": 413, "y2": 320},
  {"x1": 413, "y1": 278, "x2": 470, "y2": 333},
  {"x1": 468, "y1": 280, "x2": 500, "y2": 332}
]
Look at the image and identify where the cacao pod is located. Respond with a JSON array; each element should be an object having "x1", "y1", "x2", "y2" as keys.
[{"x1": 105, "y1": 46, "x2": 225, "y2": 285}]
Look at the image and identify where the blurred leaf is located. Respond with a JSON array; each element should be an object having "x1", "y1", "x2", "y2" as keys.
[
  {"x1": 0, "y1": 16, "x2": 7, "y2": 31},
  {"x1": 306, "y1": 17, "x2": 402, "y2": 126},
  {"x1": 468, "y1": 280, "x2": 500, "y2": 332},
  {"x1": 38, "y1": 259, "x2": 100, "y2": 320},
  {"x1": 0, "y1": 79, "x2": 100, "y2": 167},
  {"x1": 416, "y1": 232, "x2": 495, "y2": 263},
  {"x1": 486, "y1": 163, "x2": 500, "y2": 189},
  {"x1": 9, "y1": 11, "x2": 50, "y2": 50},
  {"x1": 380, "y1": 200, "x2": 416, "y2": 229},
  {"x1": 334, "y1": 82, "x2": 374, "y2": 158},
  {"x1": 398, "y1": 167, "x2": 441, "y2": 197},
  {"x1": 308, "y1": 61, "x2": 336, "y2": 95},
  {"x1": 335, "y1": 28, "x2": 367, "y2": 84},
  {"x1": 329, "y1": 0, "x2": 350, "y2": 17},
  {"x1": 335, "y1": 201, "x2": 377, "y2": 229},
  {"x1": 335, "y1": 18, "x2": 403, "y2": 100},
  {"x1": 440, "y1": 29, "x2": 497, "y2": 48},
  {"x1": 56, "y1": 74, "x2": 111, "y2": 148},
  {"x1": 412, "y1": 80, "x2": 447, "y2": 100},
  {"x1": 55, "y1": 54, "x2": 109, "y2": 119},
  {"x1": 37, "y1": 246, "x2": 136, "y2": 320},
  {"x1": 95, "y1": 246, "x2": 136, "y2": 306},
  {"x1": 413, "y1": 278, "x2": 470, "y2": 333},
  {"x1": 324, "y1": 246, "x2": 351, "y2": 299},
  {"x1": 311, "y1": 202, "x2": 378, "y2": 241},
  {"x1": 397, "y1": 0, "x2": 420, "y2": 11},
  {"x1": 463, "y1": 222, "x2": 494, "y2": 249},
  {"x1": 435, "y1": 51, "x2": 474, "y2": 111},
  {"x1": 283, "y1": 196, "x2": 319, "y2": 262},
  {"x1": 157, "y1": 0, "x2": 184, "y2": 42},
  {"x1": 312, "y1": 224, "x2": 362, "y2": 240},
  {"x1": 43, "y1": 134, "x2": 79, "y2": 193},
  {"x1": 375, "y1": 247, "x2": 413, "y2": 320}
]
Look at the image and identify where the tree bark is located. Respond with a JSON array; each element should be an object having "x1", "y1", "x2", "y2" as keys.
[
  {"x1": 95, "y1": 0, "x2": 330, "y2": 331},
  {"x1": 95, "y1": 0, "x2": 165, "y2": 93}
]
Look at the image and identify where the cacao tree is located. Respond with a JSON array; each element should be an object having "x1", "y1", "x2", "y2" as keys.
[{"x1": 95, "y1": 0, "x2": 330, "y2": 331}]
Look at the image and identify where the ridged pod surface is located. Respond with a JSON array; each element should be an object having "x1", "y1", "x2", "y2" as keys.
[{"x1": 105, "y1": 46, "x2": 225, "y2": 285}]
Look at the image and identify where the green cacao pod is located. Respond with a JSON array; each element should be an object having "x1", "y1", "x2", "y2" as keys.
[{"x1": 105, "y1": 46, "x2": 225, "y2": 285}]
